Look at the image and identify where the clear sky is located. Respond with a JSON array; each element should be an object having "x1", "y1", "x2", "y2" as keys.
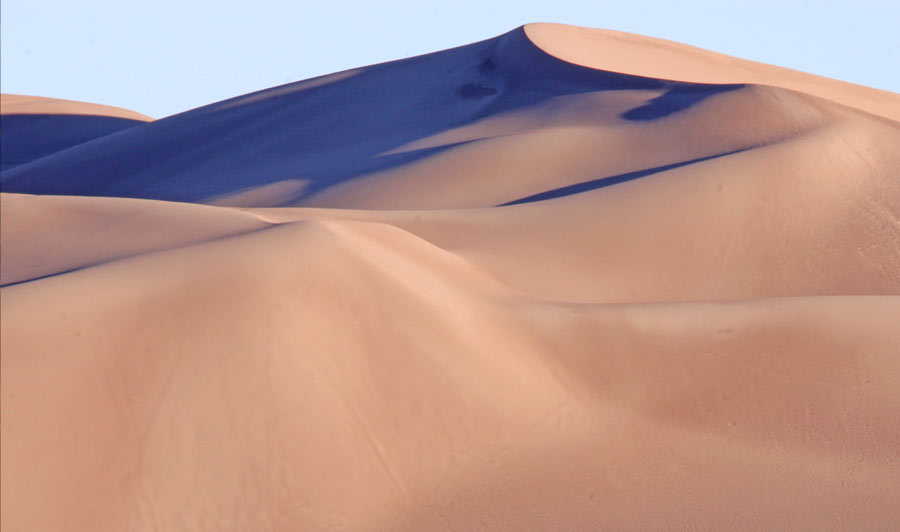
[{"x1": 2, "y1": 0, "x2": 898, "y2": 118}]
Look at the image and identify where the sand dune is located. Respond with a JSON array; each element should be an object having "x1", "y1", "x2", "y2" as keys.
[
  {"x1": 525, "y1": 23, "x2": 900, "y2": 121},
  {"x1": 0, "y1": 94, "x2": 152, "y2": 171},
  {"x1": 2, "y1": 23, "x2": 899, "y2": 531},
  {"x1": 0, "y1": 193, "x2": 268, "y2": 285}
]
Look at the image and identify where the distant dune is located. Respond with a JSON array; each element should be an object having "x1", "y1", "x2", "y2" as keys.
[
  {"x1": 0, "y1": 93, "x2": 153, "y2": 120},
  {"x1": 0, "y1": 94, "x2": 152, "y2": 171},
  {"x1": 2, "y1": 24, "x2": 899, "y2": 531}
]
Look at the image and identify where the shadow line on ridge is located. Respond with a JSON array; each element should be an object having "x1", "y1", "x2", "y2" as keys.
[{"x1": 498, "y1": 148, "x2": 751, "y2": 206}]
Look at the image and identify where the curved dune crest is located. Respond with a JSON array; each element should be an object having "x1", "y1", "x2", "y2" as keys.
[
  {"x1": 0, "y1": 193, "x2": 270, "y2": 285},
  {"x1": 2, "y1": 23, "x2": 900, "y2": 532},
  {"x1": 1, "y1": 93, "x2": 153, "y2": 121},
  {"x1": 524, "y1": 23, "x2": 900, "y2": 121}
]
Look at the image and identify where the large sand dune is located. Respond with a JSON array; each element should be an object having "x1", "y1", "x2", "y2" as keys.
[{"x1": 2, "y1": 23, "x2": 899, "y2": 531}]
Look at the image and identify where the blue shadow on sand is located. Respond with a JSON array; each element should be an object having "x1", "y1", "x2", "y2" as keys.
[
  {"x1": 622, "y1": 84, "x2": 744, "y2": 121},
  {"x1": 1, "y1": 114, "x2": 144, "y2": 172},
  {"x1": 500, "y1": 148, "x2": 750, "y2": 206},
  {"x1": 1, "y1": 27, "x2": 745, "y2": 205}
]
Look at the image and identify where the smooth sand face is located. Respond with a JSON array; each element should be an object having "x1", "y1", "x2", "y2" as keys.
[{"x1": 2, "y1": 24, "x2": 899, "y2": 531}]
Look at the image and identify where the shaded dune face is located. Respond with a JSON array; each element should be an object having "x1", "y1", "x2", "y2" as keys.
[
  {"x1": 0, "y1": 94, "x2": 154, "y2": 171},
  {"x1": 0, "y1": 114, "x2": 147, "y2": 171},
  {"x1": 2, "y1": 23, "x2": 900, "y2": 532},
  {"x1": 1, "y1": 27, "x2": 750, "y2": 204}
]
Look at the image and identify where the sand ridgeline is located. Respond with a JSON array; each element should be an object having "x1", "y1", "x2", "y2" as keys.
[
  {"x1": 2, "y1": 23, "x2": 899, "y2": 531},
  {"x1": 0, "y1": 93, "x2": 153, "y2": 120}
]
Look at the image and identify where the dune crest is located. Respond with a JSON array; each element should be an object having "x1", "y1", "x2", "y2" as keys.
[
  {"x1": 524, "y1": 23, "x2": 900, "y2": 121},
  {"x1": 1, "y1": 93, "x2": 153, "y2": 121}
]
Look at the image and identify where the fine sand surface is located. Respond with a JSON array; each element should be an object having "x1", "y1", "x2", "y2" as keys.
[{"x1": 2, "y1": 23, "x2": 899, "y2": 531}]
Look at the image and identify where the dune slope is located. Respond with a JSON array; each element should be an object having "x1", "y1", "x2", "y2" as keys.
[
  {"x1": 0, "y1": 94, "x2": 152, "y2": 171},
  {"x1": 2, "y1": 23, "x2": 899, "y2": 531}
]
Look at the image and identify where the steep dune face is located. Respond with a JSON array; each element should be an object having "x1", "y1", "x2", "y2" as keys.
[
  {"x1": 0, "y1": 94, "x2": 151, "y2": 171},
  {"x1": 0, "y1": 26, "x2": 836, "y2": 206},
  {"x1": 2, "y1": 23, "x2": 899, "y2": 531}
]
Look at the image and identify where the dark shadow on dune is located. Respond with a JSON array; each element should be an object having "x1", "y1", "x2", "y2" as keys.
[
  {"x1": 499, "y1": 148, "x2": 749, "y2": 206},
  {"x1": 0, "y1": 114, "x2": 145, "y2": 172},
  {"x1": 458, "y1": 83, "x2": 498, "y2": 99},
  {"x1": 621, "y1": 84, "x2": 744, "y2": 121},
  {"x1": 1, "y1": 27, "x2": 745, "y2": 204}
]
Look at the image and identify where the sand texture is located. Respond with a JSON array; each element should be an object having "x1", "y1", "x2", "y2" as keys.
[{"x1": 2, "y1": 24, "x2": 899, "y2": 531}]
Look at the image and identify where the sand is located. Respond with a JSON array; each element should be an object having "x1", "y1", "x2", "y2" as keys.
[
  {"x1": 2, "y1": 23, "x2": 899, "y2": 531},
  {"x1": 0, "y1": 93, "x2": 153, "y2": 120},
  {"x1": 1, "y1": 94, "x2": 152, "y2": 172}
]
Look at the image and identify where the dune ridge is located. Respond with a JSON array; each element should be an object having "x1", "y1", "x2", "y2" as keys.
[
  {"x1": 524, "y1": 23, "x2": 900, "y2": 121},
  {"x1": 0, "y1": 94, "x2": 153, "y2": 120},
  {"x1": 2, "y1": 23, "x2": 899, "y2": 531}
]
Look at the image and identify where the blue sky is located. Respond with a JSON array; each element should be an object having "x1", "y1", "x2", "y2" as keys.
[{"x1": 2, "y1": 0, "x2": 897, "y2": 118}]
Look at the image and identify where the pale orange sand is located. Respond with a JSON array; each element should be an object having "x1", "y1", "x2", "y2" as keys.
[
  {"x1": 525, "y1": 23, "x2": 900, "y2": 120},
  {"x1": 1, "y1": 93, "x2": 153, "y2": 121},
  {"x1": 2, "y1": 24, "x2": 899, "y2": 531}
]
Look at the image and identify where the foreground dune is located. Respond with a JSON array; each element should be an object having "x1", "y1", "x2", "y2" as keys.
[{"x1": 2, "y1": 23, "x2": 899, "y2": 531}]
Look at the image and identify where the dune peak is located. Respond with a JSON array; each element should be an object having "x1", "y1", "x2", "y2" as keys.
[{"x1": 523, "y1": 22, "x2": 900, "y2": 120}]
